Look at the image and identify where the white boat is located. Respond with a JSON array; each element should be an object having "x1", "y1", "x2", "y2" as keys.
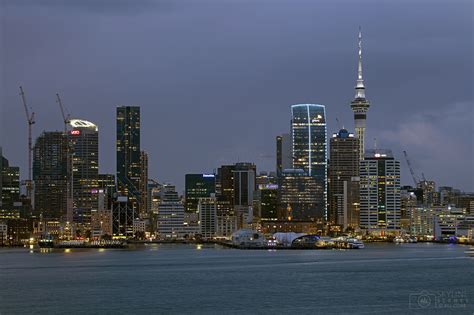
[
  {"x1": 346, "y1": 238, "x2": 365, "y2": 249},
  {"x1": 394, "y1": 236, "x2": 405, "y2": 243}
]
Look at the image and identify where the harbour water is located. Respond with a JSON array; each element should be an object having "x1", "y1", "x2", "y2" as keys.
[{"x1": 1, "y1": 243, "x2": 473, "y2": 314}]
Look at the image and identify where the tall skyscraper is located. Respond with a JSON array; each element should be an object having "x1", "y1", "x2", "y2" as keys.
[
  {"x1": 33, "y1": 131, "x2": 68, "y2": 220},
  {"x1": 185, "y1": 174, "x2": 216, "y2": 213},
  {"x1": 116, "y1": 106, "x2": 141, "y2": 211},
  {"x1": 68, "y1": 119, "x2": 99, "y2": 227},
  {"x1": 359, "y1": 149, "x2": 401, "y2": 233},
  {"x1": 350, "y1": 29, "x2": 371, "y2": 161},
  {"x1": 291, "y1": 104, "x2": 327, "y2": 219},
  {"x1": 328, "y1": 129, "x2": 360, "y2": 229}
]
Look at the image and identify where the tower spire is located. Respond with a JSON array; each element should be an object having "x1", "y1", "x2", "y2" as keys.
[{"x1": 355, "y1": 26, "x2": 366, "y2": 99}]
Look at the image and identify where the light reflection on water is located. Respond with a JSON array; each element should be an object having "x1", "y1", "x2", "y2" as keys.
[{"x1": 0, "y1": 243, "x2": 472, "y2": 313}]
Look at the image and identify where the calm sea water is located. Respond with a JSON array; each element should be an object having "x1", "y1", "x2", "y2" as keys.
[{"x1": 0, "y1": 243, "x2": 473, "y2": 314}]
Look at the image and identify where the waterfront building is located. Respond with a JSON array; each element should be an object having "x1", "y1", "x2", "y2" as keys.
[
  {"x1": 157, "y1": 184, "x2": 185, "y2": 238},
  {"x1": 68, "y1": 119, "x2": 99, "y2": 227},
  {"x1": 277, "y1": 169, "x2": 324, "y2": 222},
  {"x1": 198, "y1": 196, "x2": 217, "y2": 238},
  {"x1": 185, "y1": 174, "x2": 216, "y2": 213},
  {"x1": 359, "y1": 149, "x2": 401, "y2": 234},
  {"x1": 91, "y1": 190, "x2": 113, "y2": 238},
  {"x1": 350, "y1": 29, "x2": 371, "y2": 161},
  {"x1": 231, "y1": 229, "x2": 266, "y2": 247},
  {"x1": 257, "y1": 185, "x2": 278, "y2": 221},
  {"x1": 0, "y1": 148, "x2": 20, "y2": 219},
  {"x1": 33, "y1": 131, "x2": 68, "y2": 220},
  {"x1": 116, "y1": 106, "x2": 141, "y2": 213},
  {"x1": 291, "y1": 104, "x2": 327, "y2": 219},
  {"x1": 216, "y1": 199, "x2": 237, "y2": 237},
  {"x1": 328, "y1": 129, "x2": 360, "y2": 230},
  {"x1": 276, "y1": 134, "x2": 292, "y2": 176}
]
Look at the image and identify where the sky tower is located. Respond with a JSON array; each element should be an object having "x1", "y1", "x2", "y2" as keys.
[{"x1": 350, "y1": 28, "x2": 370, "y2": 161}]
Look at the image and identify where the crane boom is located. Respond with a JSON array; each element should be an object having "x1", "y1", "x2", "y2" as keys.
[
  {"x1": 56, "y1": 93, "x2": 70, "y2": 132},
  {"x1": 403, "y1": 150, "x2": 418, "y2": 186},
  {"x1": 19, "y1": 86, "x2": 35, "y2": 177}
]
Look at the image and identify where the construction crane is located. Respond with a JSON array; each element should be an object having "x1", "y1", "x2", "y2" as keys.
[
  {"x1": 403, "y1": 150, "x2": 419, "y2": 186},
  {"x1": 56, "y1": 93, "x2": 70, "y2": 133},
  {"x1": 19, "y1": 86, "x2": 35, "y2": 199}
]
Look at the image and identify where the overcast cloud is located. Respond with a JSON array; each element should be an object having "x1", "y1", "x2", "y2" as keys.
[{"x1": 1, "y1": 0, "x2": 472, "y2": 192}]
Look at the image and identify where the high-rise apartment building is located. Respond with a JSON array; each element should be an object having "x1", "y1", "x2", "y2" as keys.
[
  {"x1": 116, "y1": 106, "x2": 141, "y2": 211},
  {"x1": 291, "y1": 104, "x2": 327, "y2": 219},
  {"x1": 33, "y1": 132, "x2": 68, "y2": 220},
  {"x1": 329, "y1": 129, "x2": 360, "y2": 229},
  {"x1": 198, "y1": 196, "x2": 217, "y2": 238},
  {"x1": 359, "y1": 149, "x2": 401, "y2": 233}
]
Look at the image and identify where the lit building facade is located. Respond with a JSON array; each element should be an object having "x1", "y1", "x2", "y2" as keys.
[
  {"x1": 33, "y1": 131, "x2": 68, "y2": 220},
  {"x1": 328, "y1": 129, "x2": 360, "y2": 229},
  {"x1": 198, "y1": 196, "x2": 217, "y2": 238},
  {"x1": 291, "y1": 104, "x2": 327, "y2": 219},
  {"x1": 359, "y1": 149, "x2": 401, "y2": 233},
  {"x1": 277, "y1": 169, "x2": 324, "y2": 222},
  {"x1": 185, "y1": 174, "x2": 216, "y2": 214},
  {"x1": 157, "y1": 184, "x2": 185, "y2": 238},
  {"x1": 0, "y1": 148, "x2": 20, "y2": 219},
  {"x1": 68, "y1": 119, "x2": 99, "y2": 227},
  {"x1": 116, "y1": 106, "x2": 141, "y2": 212}
]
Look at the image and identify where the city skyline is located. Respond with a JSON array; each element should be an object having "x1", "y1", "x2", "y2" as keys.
[{"x1": 1, "y1": 0, "x2": 472, "y2": 192}]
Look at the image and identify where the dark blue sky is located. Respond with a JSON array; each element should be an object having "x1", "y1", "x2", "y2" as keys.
[{"x1": 1, "y1": 0, "x2": 473, "y2": 192}]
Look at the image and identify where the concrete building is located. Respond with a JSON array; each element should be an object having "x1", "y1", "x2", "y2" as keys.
[
  {"x1": 350, "y1": 29, "x2": 371, "y2": 161},
  {"x1": 198, "y1": 196, "x2": 217, "y2": 238},
  {"x1": 359, "y1": 149, "x2": 401, "y2": 234},
  {"x1": 157, "y1": 185, "x2": 185, "y2": 238}
]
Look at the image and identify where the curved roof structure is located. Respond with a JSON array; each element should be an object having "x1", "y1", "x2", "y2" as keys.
[{"x1": 69, "y1": 119, "x2": 98, "y2": 131}]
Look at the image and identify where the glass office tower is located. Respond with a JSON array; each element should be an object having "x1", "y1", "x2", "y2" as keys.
[{"x1": 291, "y1": 104, "x2": 327, "y2": 220}]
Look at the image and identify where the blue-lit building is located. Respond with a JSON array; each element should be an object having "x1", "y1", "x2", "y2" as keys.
[{"x1": 290, "y1": 104, "x2": 327, "y2": 220}]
